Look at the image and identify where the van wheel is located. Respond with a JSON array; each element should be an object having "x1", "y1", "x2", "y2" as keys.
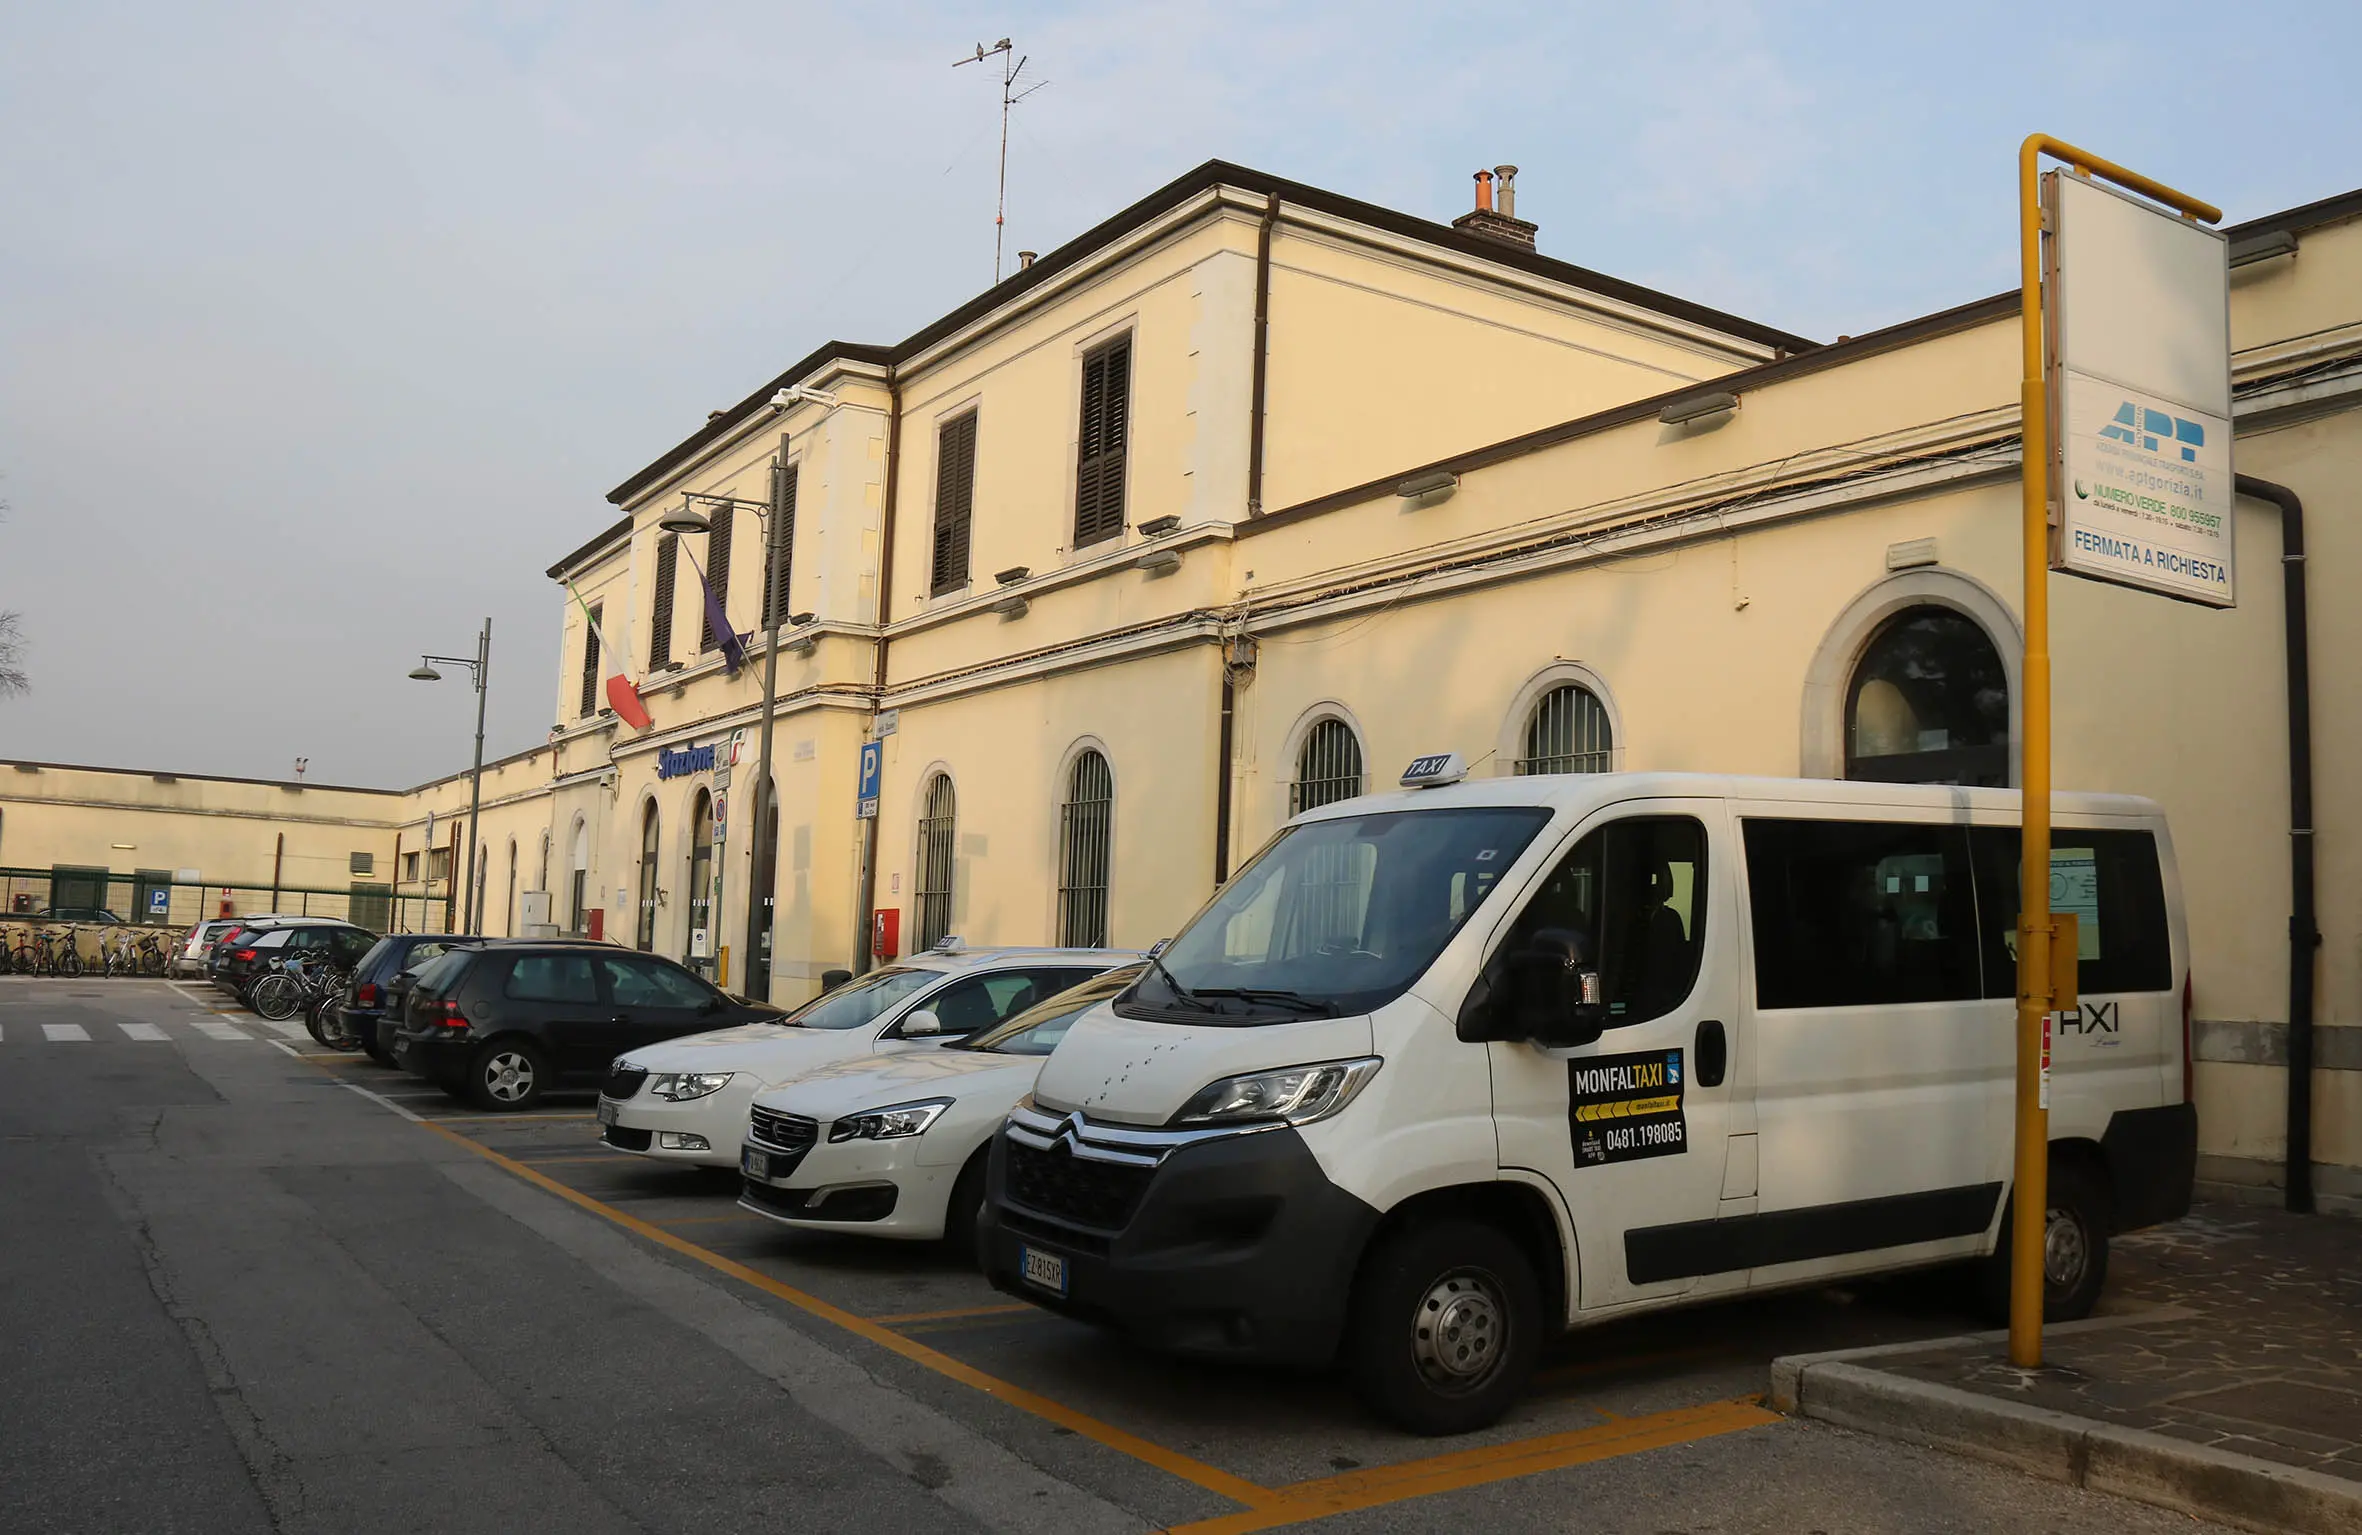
[
  {"x1": 1345, "y1": 1218, "x2": 1540, "y2": 1436},
  {"x1": 1979, "y1": 1159, "x2": 2111, "y2": 1323},
  {"x1": 945, "y1": 1151, "x2": 991, "y2": 1266},
  {"x1": 465, "y1": 1039, "x2": 548, "y2": 1112}
]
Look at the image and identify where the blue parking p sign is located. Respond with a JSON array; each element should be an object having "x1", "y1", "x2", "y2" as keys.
[
  {"x1": 856, "y1": 741, "x2": 882, "y2": 820},
  {"x1": 148, "y1": 887, "x2": 170, "y2": 916}
]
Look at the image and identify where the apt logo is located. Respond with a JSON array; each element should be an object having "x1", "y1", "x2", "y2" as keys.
[{"x1": 2100, "y1": 401, "x2": 2204, "y2": 463}]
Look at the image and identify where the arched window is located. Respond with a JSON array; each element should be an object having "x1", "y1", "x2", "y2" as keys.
[
  {"x1": 1845, "y1": 606, "x2": 2008, "y2": 786},
  {"x1": 686, "y1": 790, "x2": 715, "y2": 973},
  {"x1": 1058, "y1": 750, "x2": 1114, "y2": 947},
  {"x1": 913, "y1": 774, "x2": 957, "y2": 951},
  {"x1": 1290, "y1": 719, "x2": 1364, "y2": 814},
  {"x1": 635, "y1": 802, "x2": 660, "y2": 951},
  {"x1": 1517, "y1": 685, "x2": 1612, "y2": 774}
]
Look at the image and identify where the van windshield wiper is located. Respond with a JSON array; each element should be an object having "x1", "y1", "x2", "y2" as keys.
[
  {"x1": 1143, "y1": 949, "x2": 1214, "y2": 1012},
  {"x1": 1189, "y1": 987, "x2": 1339, "y2": 1016}
]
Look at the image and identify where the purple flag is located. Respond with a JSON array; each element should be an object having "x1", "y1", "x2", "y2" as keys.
[{"x1": 680, "y1": 545, "x2": 748, "y2": 676}]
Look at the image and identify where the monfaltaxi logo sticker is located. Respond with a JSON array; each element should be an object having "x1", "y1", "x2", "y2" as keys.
[{"x1": 1567, "y1": 1047, "x2": 1687, "y2": 1167}]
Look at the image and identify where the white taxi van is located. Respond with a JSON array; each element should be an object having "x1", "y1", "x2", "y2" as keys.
[{"x1": 979, "y1": 761, "x2": 2193, "y2": 1434}]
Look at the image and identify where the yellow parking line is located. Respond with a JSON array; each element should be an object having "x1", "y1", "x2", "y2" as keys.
[
  {"x1": 421, "y1": 1119, "x2": 1277, "y2": 1511},
  {"x1": 872, "y1": 1302, "x2": 1040, "y2": 1326},
  {"x1": 512, "y1": 1153, "x2": 634, "y2": 1166},
  {"x1": 1164, "y1": 1396, "x2": 1778, "y2": 1535},
  {"x1": 426, "y1": 1113, "x2": 596, "y2": 1125}
]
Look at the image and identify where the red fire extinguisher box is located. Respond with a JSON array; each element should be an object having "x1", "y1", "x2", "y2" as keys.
[{"x1": 872, "y1": 908, "x2": 899, "y2": 960}]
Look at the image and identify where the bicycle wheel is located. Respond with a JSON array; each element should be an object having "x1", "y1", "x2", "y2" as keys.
[
  {"x1": 316, "y1": 1002, "x2": 358, "y2": 1051},
  {"x1": 58, "y1": 944, "x2": 83, "y2": 978},
  {"x1": 143, "y1": 946, "x2": 167, "y2": 977},
  {"x1": 251, "y1": 973, "x2": 301, "y2": 1021}
]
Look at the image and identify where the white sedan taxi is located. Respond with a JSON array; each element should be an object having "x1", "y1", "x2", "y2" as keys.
[
  {"x1": 597, "y1": 943, "x2": 1131, "y2": 1167},
  {"x1": 739, "y1": 963, "x2": 1145, "y2": 1249}
]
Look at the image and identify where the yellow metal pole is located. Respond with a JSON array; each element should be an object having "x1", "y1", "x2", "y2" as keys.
[{"x1": 2010, "y1": 135, "x2": 2220, "y2": 1370}]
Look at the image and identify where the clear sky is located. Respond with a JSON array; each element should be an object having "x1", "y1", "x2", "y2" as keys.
[{"x1": 3, "y1": 1, "x2": 2356, "y2": 787}]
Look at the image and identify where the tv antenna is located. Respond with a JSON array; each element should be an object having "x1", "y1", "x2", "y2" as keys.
[{"x1": 954, "y1": 39, "x2": 1047, "y2": 283}]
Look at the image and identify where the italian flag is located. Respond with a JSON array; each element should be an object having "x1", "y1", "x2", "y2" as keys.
[{"x1": 566, "y1": 580, "x2": 653, "y2": 731}]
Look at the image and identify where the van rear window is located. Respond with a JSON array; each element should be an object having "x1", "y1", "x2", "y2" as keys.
[{"x1": 1969, "y1": 827, "x2": 2171, "y2": 997}]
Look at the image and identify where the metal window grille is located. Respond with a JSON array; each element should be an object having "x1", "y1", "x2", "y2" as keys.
[
  {"x1": 1290, "y1": 719, "x2": 1364, "y2": 814},
  {"x1": 913, "y1": 774, "x2": 958, "y2": 950},
  {"x1": 1517, "y1": 685, "x2": 1612, "y2": 775},
  {"x1": 763, "y1": 460, "x2": 798, "y2": 629},
  {"x1": 1073, "y1": 337, "x2": 1131, "y2": 548},
  {"x1": 1057, "y1": 751, "x2": 1113, "y2": 947},
  {"x1": 700, "y1": 503, "x2": 735, "y2": 652},
  {"x1": 635, "y1": 804, "x2": 659, "y2": 951},
  {"x1": 649, "y1": 536, "x2": 678, "y2": 670},
  {"x1": 931, "y1": 412, "x2": 978, "y2": 594},
  {"x1": 578, "y1": 606, "x2": 602, "y2": 717}
]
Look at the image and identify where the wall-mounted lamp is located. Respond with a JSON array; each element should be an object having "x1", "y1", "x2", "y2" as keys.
[
  {"x1": 658, "y1": 504, "x2": 712, "y2": 535},
  {"x1": 994, "y1": 566, "x2": 1031, "y2": 586},
  {"x1": 1395, "y1": 469, "x2": 1459, "y2": 506},
  {"x1": 2228, "y1": 229, "x2": 2298, "y2": 268},
  {"x1": 990, "y1": 594, "x2": 1030, "y2": 619},
  {"x1": 1658, "y1": 390, "x2": 1740, "y2": 427},
  {"x1": 1134, "y1": 549, "x2": 1183, "y2": 576},
  {"x1": 1136, "y1": 514, "x2": 1182, "y2": 537}
]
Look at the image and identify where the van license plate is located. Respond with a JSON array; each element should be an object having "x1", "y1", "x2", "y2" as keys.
[
  {"x1": 596, "y1": 1100, "x2": 618, "y2": 1127},
  {"x1": 1020, "y1": 1246, "x2": 1068, "y2": 1296}
]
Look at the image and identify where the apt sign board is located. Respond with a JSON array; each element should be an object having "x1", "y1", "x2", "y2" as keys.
[{"x1": 2044, "y1": 171, "x2": 2234, "y2": 606}]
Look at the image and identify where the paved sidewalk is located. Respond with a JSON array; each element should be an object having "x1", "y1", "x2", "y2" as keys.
[{"x1": 1774, "y1": 1202, "x2": 2362, "y2": 1533}]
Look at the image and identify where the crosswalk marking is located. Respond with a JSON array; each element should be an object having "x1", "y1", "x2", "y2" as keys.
[
  {"x1": 249, "y1": 1016, "x2": 310, "y2": 1041},
  {"x1": 0, "y1": 1016, "x2": 266, "y2": 1044},
  {"x1": 190, "y1": 1019, "x2": 253, "y2": 1042},
  {"x1": 43, "y1": 1023, "x2": 91, "y2": 1042},
  {"x1": 120, "y1": 1022, "x2": 168, "y2": 1042}
]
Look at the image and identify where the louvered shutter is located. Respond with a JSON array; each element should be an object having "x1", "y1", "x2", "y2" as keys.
[
  {"x1": 578, "y1": 607, "x2": 602, "y2": 717},
  {"x1": 650, "y1": 535, "x2": 677, "y2": 670},
  {"x1": 1073, "y1": 337, "x2": 1131, "y2": 547},
  {"x1": 763, "y1": 460, "x2": 799, "y2": 629},
  {"x1": 701, "y1": 502, "x2": 734, "y2": 652},
  {"x1": 931, "y1": 412, "x2": 978, "y2": 594}
]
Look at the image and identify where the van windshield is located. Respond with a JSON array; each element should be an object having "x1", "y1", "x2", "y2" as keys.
[{"x1": 1122, "y1": 806, "x2": 1552, "y2": 1024}]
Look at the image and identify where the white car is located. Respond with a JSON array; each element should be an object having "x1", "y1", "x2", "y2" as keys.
[
  {"x1": 597, "y1": 944, "x2": 1137, "y2": 1168},
  {"x1": 739, "y1": 963, "x2": 1146, "y2": 1249}
]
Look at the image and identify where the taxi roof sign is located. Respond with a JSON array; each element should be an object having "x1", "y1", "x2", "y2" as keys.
[{"x1": 1400, "y1": 752, "x2": 1468, "y2": 788}]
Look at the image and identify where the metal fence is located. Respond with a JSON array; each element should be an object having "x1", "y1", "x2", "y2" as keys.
[{"x1": 0, "y1": 867, "x2": 462, "y2": 937}]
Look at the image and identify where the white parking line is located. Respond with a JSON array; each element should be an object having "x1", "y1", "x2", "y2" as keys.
[
  {"x1": 189, "y1": 1019, "x2": 253, "y2": 1042},
  {"x1": 121, "y1": 1023, "x2": 168, "y2": 1042},
  {"x1": 43, "y1": 1023, "x2": 91, "y2": 1042}
]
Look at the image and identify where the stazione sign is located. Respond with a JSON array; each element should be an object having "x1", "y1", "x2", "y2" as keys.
[{"x1": 2045, "y1": 171, "x2": 2235, "y2": 606}]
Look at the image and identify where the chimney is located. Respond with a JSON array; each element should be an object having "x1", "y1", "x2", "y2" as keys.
[
  {"x1": 1451, "y1": 163, "x2": 1538, "y2": 251},
  {"x1": 1018, "y1": 250, "x2": 1038, "y2": 269}
]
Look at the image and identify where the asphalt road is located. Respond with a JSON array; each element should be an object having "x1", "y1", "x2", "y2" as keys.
[{"x1": 0, "y1": 977, "x2": 2235, "y2": 1535}]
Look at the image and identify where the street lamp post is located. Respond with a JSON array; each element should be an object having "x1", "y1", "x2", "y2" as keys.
[
  {"x1": 658, "y1": 467, "x2": 813, "y2": 1001},
  {"x1": 409, "y1": 619, "x2": 492, "y2": 932}
]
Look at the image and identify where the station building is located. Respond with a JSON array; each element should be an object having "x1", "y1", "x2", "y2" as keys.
[{"x1": 6, "y1": 160, "x2": 2359, "y2": 1212}]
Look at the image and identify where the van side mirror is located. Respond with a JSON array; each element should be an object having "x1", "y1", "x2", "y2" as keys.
[
  {"x1": 899, "y1": 1008, "x2": 945, "y2": 1038},
  {"x1": 1458, "y1": 928, "x2": 1607, "y2": 1049}
]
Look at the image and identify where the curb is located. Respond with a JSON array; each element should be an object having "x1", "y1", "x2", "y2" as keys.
[{"x1": 1775, "y1": 1353, "x2": 2362, "y2": 1535}]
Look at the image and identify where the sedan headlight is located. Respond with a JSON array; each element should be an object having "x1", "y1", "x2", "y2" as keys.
[
  {"x1": 1174, "y1": 1057, "x2": 1382, "y2": 1127},
  {"x1": 648, "y1": 1072, "x2": 733, "y2": 1102},
  {"x1": 827, "y1": 1098, "x2": 952, "y2": 1143}
]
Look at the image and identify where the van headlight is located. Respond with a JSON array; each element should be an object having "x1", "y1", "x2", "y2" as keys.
[
  {"x1": 648, "y1": 1072, "x2": 733, "y2": 1102},
  {"x1": 828, "y1": 1098, "x2": 952, "y2": 1143},
  {"x1": 1174, "y1": 1057, "x2": 1382, "y2": 1127}
]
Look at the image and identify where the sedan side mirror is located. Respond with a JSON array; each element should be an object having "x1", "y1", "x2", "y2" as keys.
[{"x1": 899, "y1": 1008, "x2": 945, "y2": 1038}]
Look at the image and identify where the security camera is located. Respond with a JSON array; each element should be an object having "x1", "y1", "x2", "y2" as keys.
[{"x1": 771, "y1": 385, "x2": 839, "y2": 410}]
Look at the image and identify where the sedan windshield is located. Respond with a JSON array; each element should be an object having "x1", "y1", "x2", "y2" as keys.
[
  {"x1": 784, "y1": 967, "x2": 938, "y2": 1030},
  {"x1": 961, "y1": 963, "x2": 1147, "y2": 1055},
  {"x1": 1121, "y1": 805, "x2": 1552, "y2": 1024}
]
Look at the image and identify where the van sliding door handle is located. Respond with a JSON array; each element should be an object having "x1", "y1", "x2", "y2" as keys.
[{"x1": 1695, "y1": 1019, "x2": 1728, "y2": 1088}]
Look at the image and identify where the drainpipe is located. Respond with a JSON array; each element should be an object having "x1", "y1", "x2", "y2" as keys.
[
  {"x1": 854, "y1": 370, "x2": 903, "y2": 974},
  {"x1": 1214, "y1": 644, "x2": 1237, "y2": 886},
  {"x1": 1247, "y1": 192, "x2": 1279, "y2": 518},
  {"x1": 2236, "y1": 473, "x2": 2318, "y2": 1214}
]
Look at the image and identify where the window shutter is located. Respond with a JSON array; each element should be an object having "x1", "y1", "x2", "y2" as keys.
[
  {"x1": 578, "y1": 606, "x2": 601, "y2": 717},
  {"x1": 931, "y1": 412, "x2": 978, "y2": 594},
  {"x1": 763, "y1": 460, "x2": 799, "y2": 629},
  {"x1": 701, "y1": 503, "x2": 734, "y2": 652},
  {"x1": 1073, "y1": 337, "x2": 1131, "y2": 548},
  {"x1": 650, "y1": 536, "x2": 677, "y2": 670}
]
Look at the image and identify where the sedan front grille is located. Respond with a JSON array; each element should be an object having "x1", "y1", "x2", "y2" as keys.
[
  {"x1": 603, "y1": 1065, "x2": 649, "y2": 1100},
  {"x1": 748, "y1": 1106, "x2": 818, "y2": 1154}
]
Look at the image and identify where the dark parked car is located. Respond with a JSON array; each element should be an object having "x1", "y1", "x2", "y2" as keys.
[
  {"x1": 393, "y1": 941, "x2": 784, "y2": 1111},
  {"x1": 36, "y1": 906, "x2": 124, "y2": 924},
  {"x1": 212, "y1": 921, "x2": 378, "y2": 1004},
  {"x1": 338, "y1": 933, "x2": 481, "y2": 1066},
  {"x1": 204, "y1": 915, "x2": 331, "y2": 986}
]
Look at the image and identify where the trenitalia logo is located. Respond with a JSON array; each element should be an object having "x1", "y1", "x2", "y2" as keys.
[{"x1": 2100, "y1": 401, "x2": 2204, "y2": 463}]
